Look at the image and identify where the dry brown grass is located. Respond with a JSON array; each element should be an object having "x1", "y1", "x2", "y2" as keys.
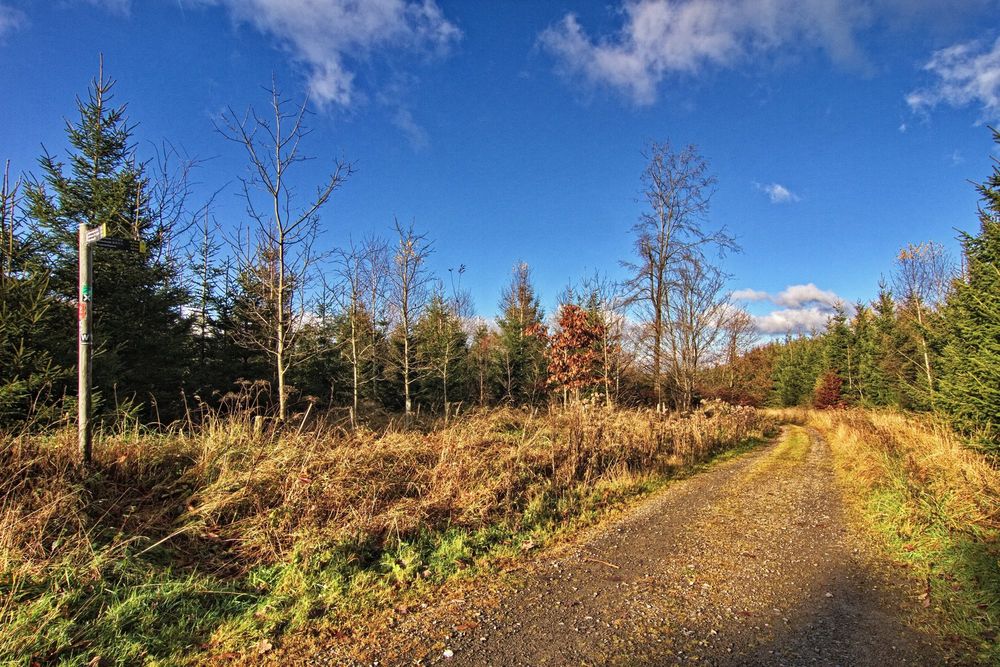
[
  {"x1": 179, "y1": 401, "x2": 773, "y2": 567},
  {"x1": 809, "y1": 409, "x2": 999, "y2": 538},
  {"x1": 0, "y1": 402, "x2": 776, "y2": 573}
]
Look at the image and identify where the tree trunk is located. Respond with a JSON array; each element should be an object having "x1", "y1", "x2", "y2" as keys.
[
  {"x1": 403, "y1": 332, "x2": 411, "y2": 415},
  {"x1": 915, "y1": 304, "x2": 935, "y2": 407}
]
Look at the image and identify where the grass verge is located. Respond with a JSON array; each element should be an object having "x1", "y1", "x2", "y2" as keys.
[{"x1": 805, "y1": 409, "x2": 999, "y2": 664}]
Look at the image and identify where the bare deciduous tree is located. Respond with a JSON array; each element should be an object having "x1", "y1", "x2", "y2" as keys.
[
  {"x1": 363, "y1": 237, "x2": 390, "y2": 402},
  {"x1": 624, "y1": 141, "x2": 735, "y2": 409},
  {"x1": 388, "y1": 218, "x2": 432, "y2": 417},
  {"x1": 220, "y1": 81, "x2": 353, "y2": 421},
  {"x1": 719, "y1": 303, "x2": 758, "y2": 392},
  {"x1": 147, "y1": 142, "x2": 207, "y2": 272},
  {"x1": 892, "y1": 241, "x2": 955, "y2": 407},
  {"x1": 665, "y1": 255, "x2": 730, "y2": 412},
  {"x1": 334, "y1": 234, "x2": 389, "y2": 416}
]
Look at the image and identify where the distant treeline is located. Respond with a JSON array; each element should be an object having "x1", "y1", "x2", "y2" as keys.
[
  {"x1": 712, "y1": 180, "x2": 1000, "y2": 448},
  {"x1": 1, "y1": 65, "x2": 997, "y2": 450}
]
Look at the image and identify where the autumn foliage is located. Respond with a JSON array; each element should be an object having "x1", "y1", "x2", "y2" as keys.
[
  {"x1": 547, "y1": 304, "x2": 604, "y2": 395},
  {"x1": 813, "y1": 371, "x2": 845, "y2": 409}
]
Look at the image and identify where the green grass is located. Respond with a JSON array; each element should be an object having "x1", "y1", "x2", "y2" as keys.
[
  {"x1": 864, "y1": 482, "x2": 1000, "y2": 663},
  {"x1": 770, "y1": 426, "x2": 810, "y2": 463},
  {"x1": 0, "y1": 551, "x2": 259, "y2": 666}
]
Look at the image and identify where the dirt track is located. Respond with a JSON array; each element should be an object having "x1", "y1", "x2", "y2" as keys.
[{"x1": 332, "y1": 426, "x2": 951, "y2": 666}]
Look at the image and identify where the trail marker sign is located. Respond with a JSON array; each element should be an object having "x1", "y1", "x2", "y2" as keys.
[
  {"x1": 77, "y1": 223, "x2": 147, "y2": 463},
  {"x1": 86, "y1": 223, "x2": 107, "y2": 244},
  {"x1": 95, "y1": 237, "x2": 146, "y2": 253}
]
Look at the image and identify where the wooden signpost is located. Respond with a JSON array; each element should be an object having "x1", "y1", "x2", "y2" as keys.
[{"x1": 77, "y1": 222, "x2": 146, "y2": 463}]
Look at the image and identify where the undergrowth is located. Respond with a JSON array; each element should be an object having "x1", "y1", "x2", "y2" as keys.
[
  {"x1": 0, "y1": 402, "x2": 774, "y2": 666},
  {"x1": 806, "y1": 409, "x2": 1000, "y2": 664}
]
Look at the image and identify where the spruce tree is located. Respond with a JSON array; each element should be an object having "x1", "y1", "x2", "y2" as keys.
[
  {"x1": 495, "y1": 262, "x2": 547, "y2": 404},
  {"x1": 288, "y1": 302, "x2": 351, "y2": 409},
  {"x1": 468, "y1": 323, "x2": 498, "y2": 406},
  {"x1": 771, "y1": 336, "x2": 822, "y2": 407},
  {"x1": 850, "y1": 303, "x2": 883, "y2": 406},
  {"x1": 185, "y1": 214, "x2": 242, "y2": 400},
  {"x1": 0, "y1": 164, "x2": 69, "y2": 425},
  {"x1": 939, "y1": 130, "x2": 1000, "y2": 445},
  {"x1": 25, "y1": 65, "x2": 191, "y2": 421},
  {"x1": 331, "y1": 302, "x2": 386, "y2": 409},
  {"x1": 228, "y1": 252, "x2": 279, "y2": 388},
  {"x1": 822, "y1": 303, "x2": 852, "y2": 402},
  {"x1": 868, "y1": 287, "x2": 908, "y2": 407},
  {"x1": 414, "y1": 289, "x2": 469, "y2": 409}
]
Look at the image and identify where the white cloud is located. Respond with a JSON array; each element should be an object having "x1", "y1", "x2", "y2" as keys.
[
  {"x1": 538, "y1": 0, "x2": 872, "y2": 105},
  {"x1": 755, "y1": 181, "x2": 800, "y2": 203},
  {"x1": 0, "y1": 3, "x2": 26, "y2": 38},
  {"x1": 754, "y1": 307, "x2": 832, "y2": 334},
  {"x1": 730, "y1": 288, "x2": 770, "y2": 301},
  {"x1": 732, "y1": 283, "x2": 843, "y2": 308},
  {"x1": 192, "y1": 0, "x2": 461, "y2": 107},
  {"x1": 907, "y1": 36, "x2": 1000, "y2": 121},
  {"x1": 731, "y1": 283, "x2": 848, "y2": 334},
  {"x1": 773, "y1": 283, "x2": 842, "y2": 308}
]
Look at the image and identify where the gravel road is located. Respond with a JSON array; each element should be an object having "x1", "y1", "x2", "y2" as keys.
[{"x1": 326, "y1": 426, "x2": 951, "y2": 666}]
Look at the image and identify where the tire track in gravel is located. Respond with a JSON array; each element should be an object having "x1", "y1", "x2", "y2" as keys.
[{"x1": 336, "y1": 426, "x2": 951, "y2": 666}]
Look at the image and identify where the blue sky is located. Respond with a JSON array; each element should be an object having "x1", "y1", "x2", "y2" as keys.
[{"x1": 2, "y1": 0, "x2": 1000, "y2": 332}]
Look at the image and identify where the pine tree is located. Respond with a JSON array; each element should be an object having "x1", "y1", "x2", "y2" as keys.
[
  {"x1": 495, "y1": 262, "x2": 547, "y2": 404},
  {"x1": 0, "y1": 163, "x2": 69, "y2": 425},
  {"x1": 939, "y1": 130, "x2": 1000, "y2": 445},
  {"x1": 25, "y1": 64, "x2": 191, "y2": 421},
  {"x1": 823, "y1": 303, "x2": 852, "y2": 397},
  {"x1": 771, "y1": 336, "x2": 823, "y2": 407},
  {"x1": 414, "y1": 289, "x2": 469, "y2": 410}
]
